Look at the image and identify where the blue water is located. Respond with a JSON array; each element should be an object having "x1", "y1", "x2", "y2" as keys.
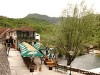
[{"x1": 58, "y1": 54, "x2": 100, "y2": 70}]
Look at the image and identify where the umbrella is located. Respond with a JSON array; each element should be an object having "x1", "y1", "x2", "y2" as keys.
[
  {"x1": 33, "y1": 42, "x2": 40, "y2": 50},
  {"x1": 22, "y1": 42, "x2": 36, "y2": 51},
  {"x1": 18, "y1": 43, "x2": 43, "y2": 57}
]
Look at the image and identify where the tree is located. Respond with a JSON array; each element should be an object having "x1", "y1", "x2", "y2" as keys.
[
  {"x1": 55, "y1": 1, "x2": 96, "y2": 66},
  {"x1": 92, "y1": 14, "x2": 100, "y2": 49}
]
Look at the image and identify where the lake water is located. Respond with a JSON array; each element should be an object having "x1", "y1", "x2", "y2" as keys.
[{"x1": 58, "y1": 54, "x2": 100, "y2": 70}]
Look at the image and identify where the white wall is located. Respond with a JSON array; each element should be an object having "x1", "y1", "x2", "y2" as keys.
[
  {"x1": 12, "y1": 31, "x2": 17, "y2": 40},
  {"x1": 34, "y1": 33, "x2": 40, "y2": 41}
]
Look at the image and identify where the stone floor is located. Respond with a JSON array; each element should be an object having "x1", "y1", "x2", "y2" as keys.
[{"x1": 8, "y1": 48, "x2": 85, "y2": 75}]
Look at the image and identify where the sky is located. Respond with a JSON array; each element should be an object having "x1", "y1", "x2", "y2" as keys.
[{"x1": 0, "y1": 0, "x2": 100, "y2": 18}]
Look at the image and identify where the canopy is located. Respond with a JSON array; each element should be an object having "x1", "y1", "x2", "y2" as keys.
[
  {"x1": 33, "y1": 42, "x2": 40, "y2": 50},
  {"x1": 23, "y1": 42, "x2": 36, "y2": 51},
  {"x1": 18, "y1": 42, "x2": 43, "y2": 57},
  {"x1": 33, "y1": 43, "x2": 53, "y2": 57}
]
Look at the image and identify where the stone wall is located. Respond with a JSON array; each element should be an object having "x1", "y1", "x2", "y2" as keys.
[{"x1": 0, "y1": 44, "x2": 11, "y2": 75}]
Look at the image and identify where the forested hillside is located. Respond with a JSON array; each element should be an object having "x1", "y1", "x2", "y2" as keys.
[
  {"x1": 0, "y1": 16, "x2": 50, "y2": 27},
  {"x1": 0, "y1": 15, "x2": 55, "y2": 46},
  {"x1": 25, "y1": 13, "x2": 60, "y2": 24},
  {"x1": 0, "y1": 15, "x2": 54, "y2": 33}
]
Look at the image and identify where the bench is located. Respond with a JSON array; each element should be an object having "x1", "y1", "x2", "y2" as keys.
[{"x1": 22, "y1": 57, "x2": 37, "y2": 72}]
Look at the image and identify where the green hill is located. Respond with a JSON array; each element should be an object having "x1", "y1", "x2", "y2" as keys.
[
  {"x1": 0, "y1": 15, "x2": 54, "y2": 34},
  {"x1": 0, "y1": 15, "x2": 51, "y2": 28},
  {"x1": 25, "y1": 13, "x2": 60, "y2": 24}
]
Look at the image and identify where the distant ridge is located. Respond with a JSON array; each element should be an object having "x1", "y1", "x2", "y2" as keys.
[{"x1": 25, "y1": 13, "x2": 60, "y2": 24}]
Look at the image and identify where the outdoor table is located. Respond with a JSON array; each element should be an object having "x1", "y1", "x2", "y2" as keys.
[{"x1": 46, "y1": 62, "x2": 54, "y2": 70}]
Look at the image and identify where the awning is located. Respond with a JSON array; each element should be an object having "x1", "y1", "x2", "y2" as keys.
[
  {"x1": 33, "y1": 42, "x2": 40, "y2": 50},
  {"x1": 18, "y1": 42, "x2": 43, "y2": 57}
]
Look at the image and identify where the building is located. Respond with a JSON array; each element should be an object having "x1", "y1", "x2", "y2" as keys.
[
  {"x1": 0, "y1": 28, "x2": 11, "y2": 44},
  {"x1": 0, "y1": 26, "x2": 40, "y2": 49},
  {"x1": 11, "y1": 26, "x2": 37, "y2": 49}
]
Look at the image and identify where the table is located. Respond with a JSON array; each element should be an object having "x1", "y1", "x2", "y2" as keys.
[{"x1": 46, "y1": 62, "x2": 54, "y2": 70}]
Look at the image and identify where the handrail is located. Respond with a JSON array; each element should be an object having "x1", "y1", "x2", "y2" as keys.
[{"x1": 57, "y1": 64, "x2": 100, "y2": 75}]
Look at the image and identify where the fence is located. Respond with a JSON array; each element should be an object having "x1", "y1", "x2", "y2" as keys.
[
  {"x1": 70, "y1": 67, "x2": 100, "y2": 75},
  {"x1": 57, "y1": 64, "x2": 100, "y2": 75}
]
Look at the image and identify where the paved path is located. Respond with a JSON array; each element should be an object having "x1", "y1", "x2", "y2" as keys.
[{"x1": 8, "y1": 48, "x2": 85, "y2": 75}]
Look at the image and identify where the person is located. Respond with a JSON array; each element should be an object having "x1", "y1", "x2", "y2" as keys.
[
  {"x1": 6, "y1": 38, "x2": 11, "y2": 55},
  {"x1": 54, "y1": 60, "x2": 58, "y2": 71},
  {"x1": 6, "y1": 36, "x2": 13, "y2": 56},
  {"x1": 45, "y1": 46, "x2": 49, "y2": 55},
  {"x1": 39, "y1": 64, "x2": 42, "y2": 71}
]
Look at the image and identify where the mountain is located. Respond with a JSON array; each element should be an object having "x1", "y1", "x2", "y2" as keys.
[
  {"x1": 0, "y1": 15, "x2": 51, "y2": 28},
  {"x1": 25, "y1": 13, "x2": 60, "y2": 24}
]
